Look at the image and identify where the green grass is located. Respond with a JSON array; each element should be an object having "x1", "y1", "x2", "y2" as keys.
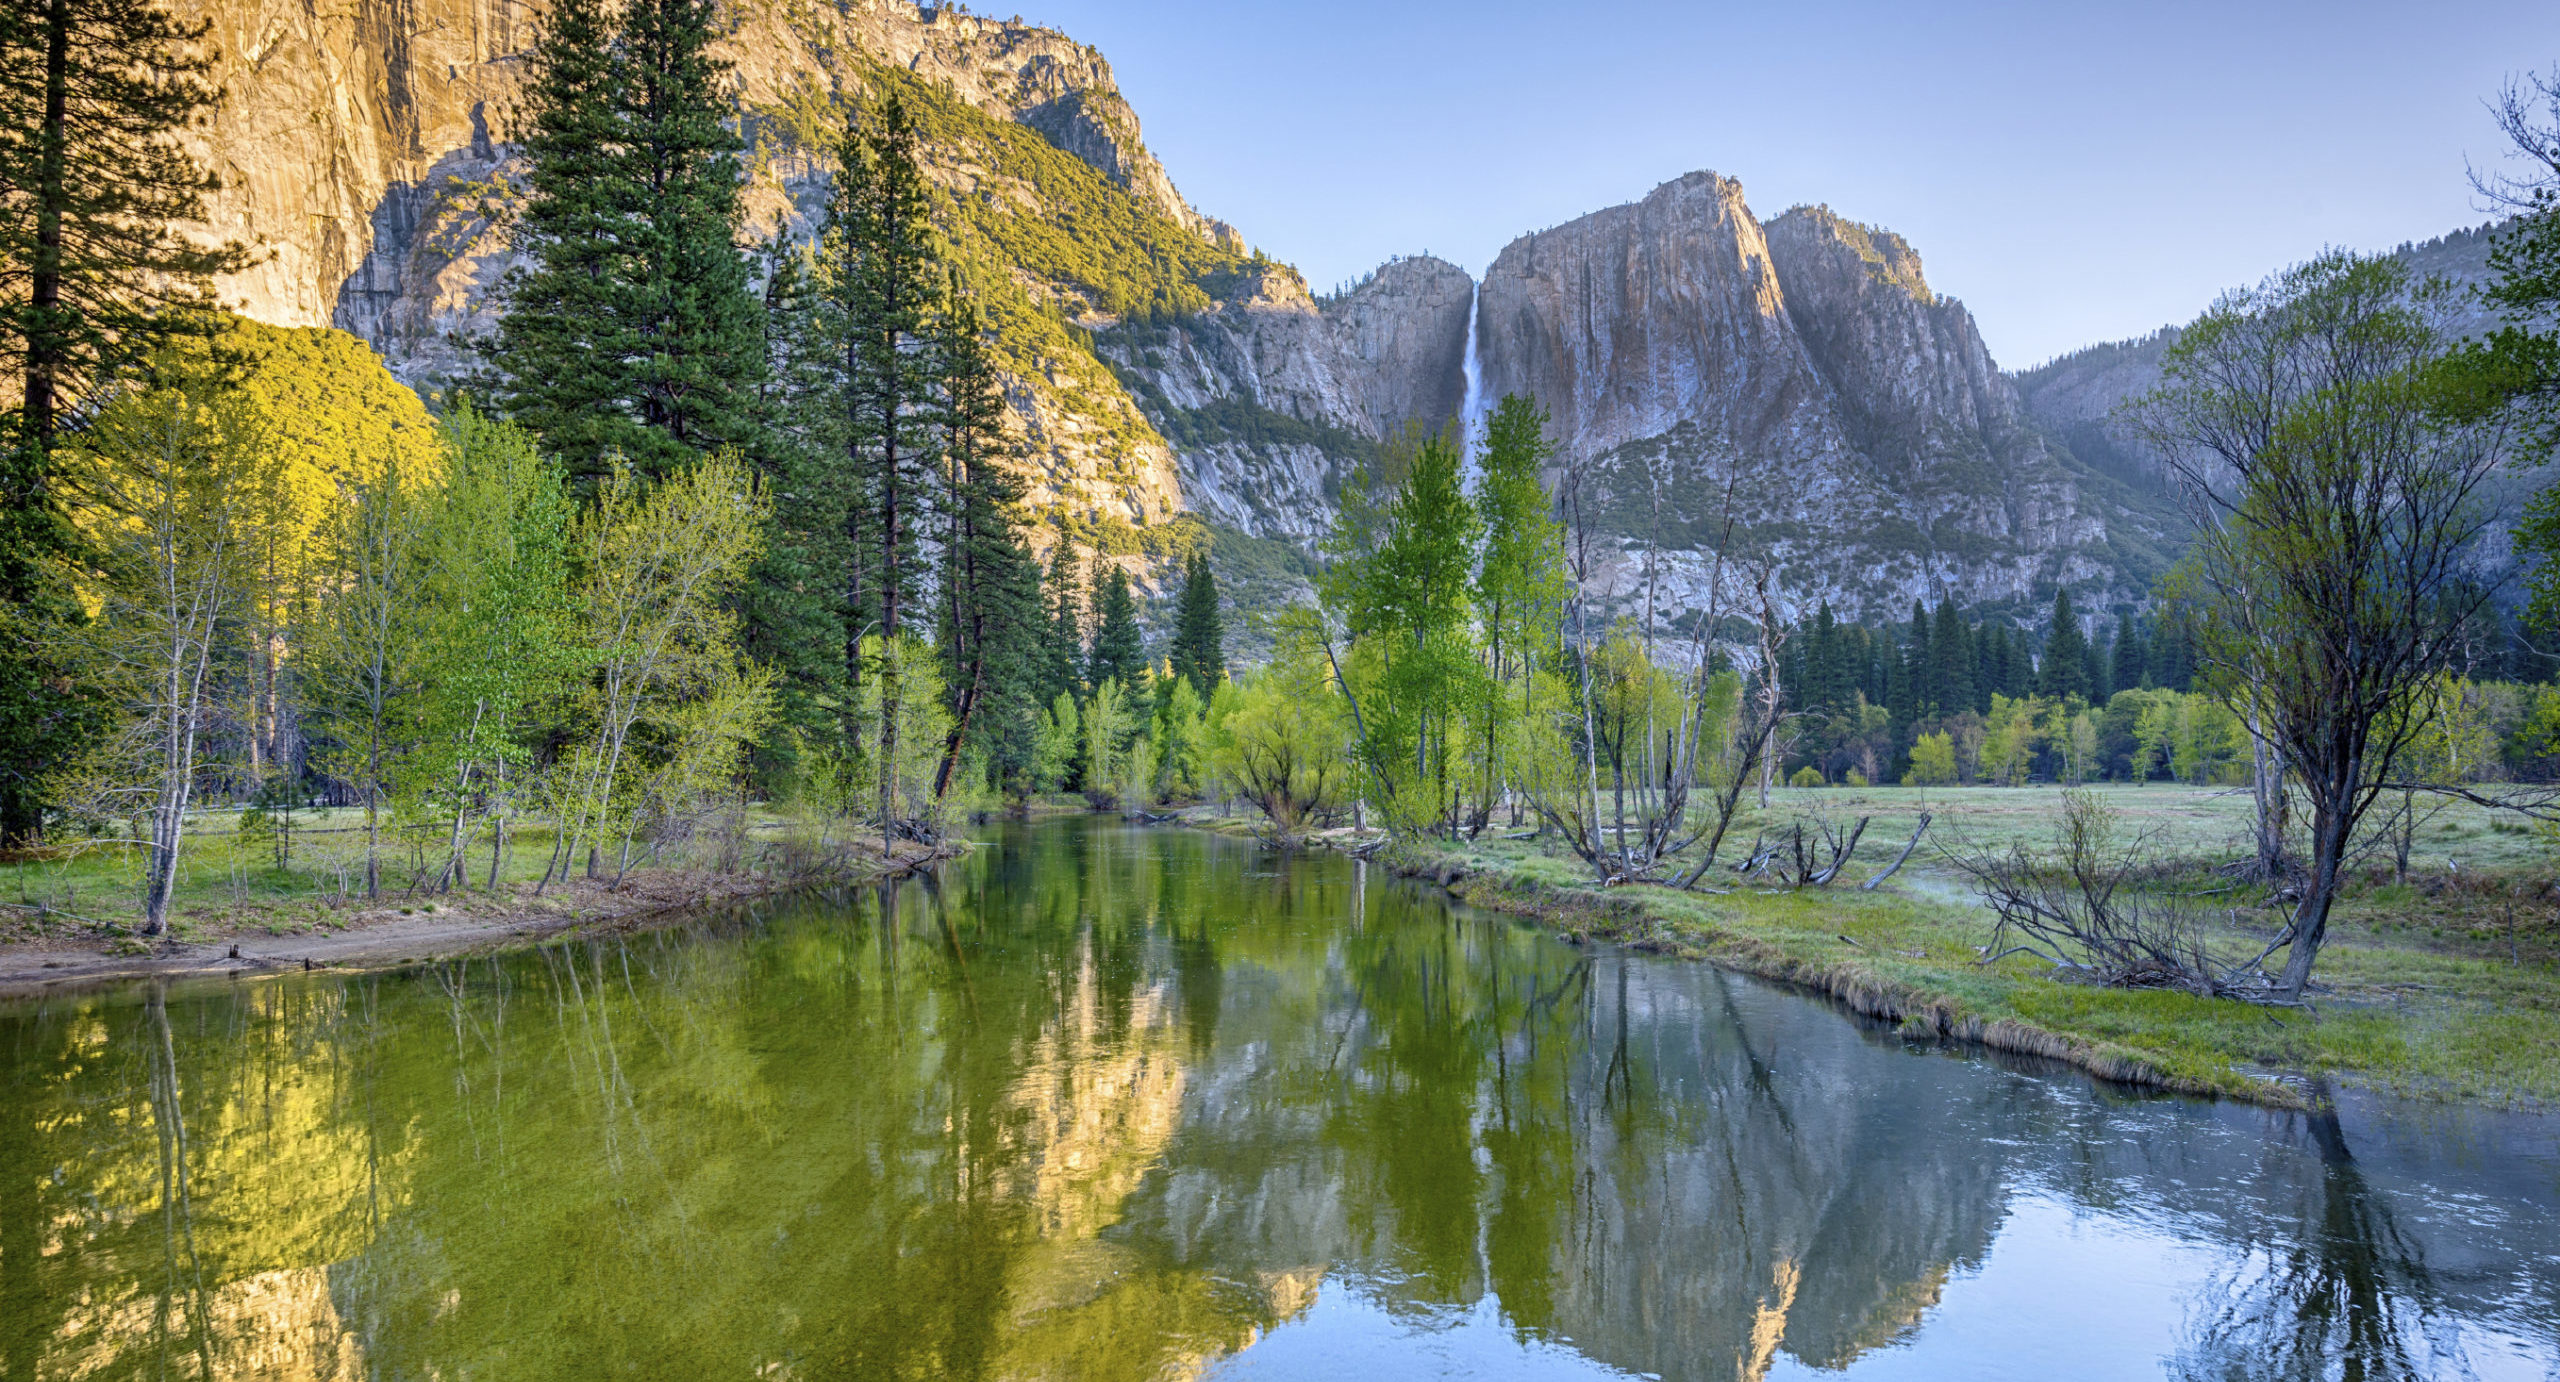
[
  {"x1": 0, "y1": 805, "x2": 817, "y2": 945},
  {"x1": 1379, "y1": 783, "x2": 2560, "y2": 1108}
]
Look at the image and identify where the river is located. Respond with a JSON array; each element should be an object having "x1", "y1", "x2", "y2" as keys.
[{"x1": 2, "y1": 818, "x2": 2554, "y2": 1380}]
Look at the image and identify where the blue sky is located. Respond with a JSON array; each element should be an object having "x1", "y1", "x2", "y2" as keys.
[{"x1": 1019, "y1": 0, "x2": 2560, "y2": 369}]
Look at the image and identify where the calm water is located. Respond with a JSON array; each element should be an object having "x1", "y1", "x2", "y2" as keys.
[{"x1": 3, "y1": 820, "x2": 2556, "y2": 1382}]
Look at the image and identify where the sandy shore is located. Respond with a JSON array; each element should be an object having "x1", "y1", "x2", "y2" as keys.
[{"x1": 0, "y1": 843, "x2": 961, "y2": 999}]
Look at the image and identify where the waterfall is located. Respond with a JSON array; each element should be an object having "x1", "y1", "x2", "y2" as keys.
[{"x1": 1459, "y1": 280, "x2": 1485, "y2": 484}]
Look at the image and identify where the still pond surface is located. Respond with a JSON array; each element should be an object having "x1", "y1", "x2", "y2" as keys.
[{"x1": 2, "y1": 819, "x2": 2556, "y2": 1381}]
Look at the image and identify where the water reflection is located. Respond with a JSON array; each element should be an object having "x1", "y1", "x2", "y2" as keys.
[{"x1": 0, "y1": 819, "x2": 2552, "y2": 1381}]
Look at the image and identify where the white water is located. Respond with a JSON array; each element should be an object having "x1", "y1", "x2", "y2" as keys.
[{"x1": 1458, "y1": 280, "x2": 1486, "y2": 486}]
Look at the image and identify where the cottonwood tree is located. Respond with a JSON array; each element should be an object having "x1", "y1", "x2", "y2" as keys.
[
  {"x1": 548, "y1": 453, "x2": 770, "y2": 889},
  {"x1": 1322, "y1": 422, "x2": 1483, "y2": 836},
  {"x1": 409, "y1": 408, "x2": 580, "y2": 891},
  {"x1": 60, "y1": 359, "x2": 272, "y2": 936},
  {"x1": 303, "y1": 451, "x2": 432, "y2": 900},
  {"x1": 2132, "y1": 251, "x2": 2510, "y2": 1000}
]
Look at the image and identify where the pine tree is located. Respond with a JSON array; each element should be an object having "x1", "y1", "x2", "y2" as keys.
[
  {"x1": 932, "y1": 287, "x2": 1039, "y2": 799},
  {"x1": 1087, "y1": 560, "x2": 1147, "y2": 694},
  {"x1": 2112, "y1": 612, "x2": 2145, "y2": 693},
  {"x1": 1976, "y1": 623, "x2": 2007, "y2": 714},
  {"x1": 0, "y1": 0, "x2": 248, "y2": 844},
  {"x1": 1900, "y1": 600, "x2": 1932, "y2": 719},
  {"x1": 1042, "y1": 541, "x2": 1085, "y2": 704},
  {"x1": 1168, "y1": 550, "x2": 1226, "y2": 696},
  {"x1": 740, "y1": 232, "x2": 852, "y2": 774},
  {"x1": 2039, "y1": 589, "x2": 2091, "y2": 701},
  {"x1": 1930, "y1": 601, "x2": 1972, "y2": 718},
  {"x1": 821, "y1": 97, "x2": 942, "y2": 831},
  {"x1": 484, "y1": 0, "x2": 762, "y2": 490}
]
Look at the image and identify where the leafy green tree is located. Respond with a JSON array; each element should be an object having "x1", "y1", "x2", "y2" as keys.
[
  {"x1": 1209, "y1": 642, "x2": 1352, "y2": 836},
  {"x1": 484, "y1": 0, "x2": 763, "y2": 490},
  {"x1": 1168, "y1": 549, "x2": 1227, "y2": 697},
  {"x1": 547, "y1": 454, "x2": 771, "y2": 888},
  {"x1": 57, "y1": 352, "x2": 273, "y2": 933},
  {"x1": 409, "y1": 408, "x2": 581, "y2": 892},
  {"x1": 2037, "y1": 589, "x2": 2090, "y2": 701},
  {"x1": 1471, "y1": 394, "x2": 1568, "y2": 825},
  {"x1": 2131, "y1": 250, "x2": 2508, "y2": 1000},
  {"x1": 303, "y1": 451, "x2": 432, "y2": 902},
  {"x1": 1324, "y1": 423, "x2": 1482, "y2": 832},
  {"x1": 1904, "y1": 732, "x2": 1957, "y2": 786},
  {"x1": 1087, "y1": 560, "x2": 1147, "y2": 695},
  {"x1": 0, "y1": 0, "x2": 249, "y2": 843}
]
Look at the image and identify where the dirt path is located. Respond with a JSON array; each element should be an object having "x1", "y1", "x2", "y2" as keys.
[{"x1": 0, "y1": 845, "x2": 961, "y2": 999}]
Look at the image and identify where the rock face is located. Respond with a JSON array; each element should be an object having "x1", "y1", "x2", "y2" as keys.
[
  {"x1": 1095, "y1": 256, "x2": 1475, "y2": 541},
  {"x1": 1478, "y1": 173, "x2": 2154, "y2": 620},
  {"x1": 178, "y1": 1, "x2": 2180, "y2": 621},
  {"x1": 2012, "y1": 222, "x2": 2508, "y2": 491}
]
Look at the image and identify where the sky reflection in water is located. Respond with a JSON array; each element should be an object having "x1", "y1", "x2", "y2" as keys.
[{"x1": 1, "y1": 818, "x2": 2554, "y2": 1381}]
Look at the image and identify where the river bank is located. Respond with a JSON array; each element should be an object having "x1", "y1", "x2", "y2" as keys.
[
  {"x1": 0, "y1": 837, "x2": 961, "y2": 997},
  {"x1": 1169, "y1": 791, "x2": 2560, "y2": 1113}
]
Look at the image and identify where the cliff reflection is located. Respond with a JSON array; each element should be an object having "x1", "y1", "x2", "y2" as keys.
[{"x1": 0, "y1": 819, "x2": 2547, "y2": 1381}]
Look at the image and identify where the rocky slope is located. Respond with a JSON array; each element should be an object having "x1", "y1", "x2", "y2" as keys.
[
  {"x1": 1476, "y1": 174, "x2": 2167, "y2": 620},
  {"x1": 2013, "y1": 222, "x2": 2509, "y2": 490},
  {"x1": 179, "y1": 0, "x2": 2174, "y2": 624},
  {"x1": 1092, "y1": 255, "x2": 1474, "y2": 542}
]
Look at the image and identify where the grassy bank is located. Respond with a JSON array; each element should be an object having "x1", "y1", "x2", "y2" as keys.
[
  {"x1": 0, "y1": 805, "x2": 954, "y2": 982},
  {"x1": 1204, "y1": 785, "x2": 2560, "y2": 1109}
]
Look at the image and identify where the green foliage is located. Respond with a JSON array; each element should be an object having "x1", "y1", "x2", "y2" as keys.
[
  {"x1": 1904, "y1": 733, "x2": 1957, "y2": 786},
  {"x1": 485, "y1": 0, "x2": 765, "y2": 490},
  {"x1": 1086, "y1": 561, "x2": 1147, "y2": 694},
  {"x1": 1323, "y1": 423, "x2": 1483, "y2": 832},
  {"x1": 1208, "y1": 640, "x2": 1351, "y2": 834},
  {"x1": 1168, "y1": 549, "x2": 1226, "y2": 696}
]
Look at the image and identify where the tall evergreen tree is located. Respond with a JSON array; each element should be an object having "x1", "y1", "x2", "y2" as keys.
[
  {"x1": 1899, "y1": 600, "x2": 1932, "y2": 719},
  {"x1": 0, "y1": 0, "x2": 248, "y2": 844},
  {"x1": 2086, "y1": 624, "x2": 2113, "y2": 702},
  {"x1": 1976, "y1": 623, "x2": 2007, "y2": 713},
  {"x1": 822, "y1": 97, "x2": 942, "y2": 830},
  {"x1": 1042, "y1": 540, "x2": 1085, "y2": 704},
  {"x1": 1930, "y1": 601, "x2": 1972, "y2": 718},
  {"x1": 2112, "y1": 612, "x2": 2145, "y2": 693},
  {"x1": 932, "y1": 289, "x2": 1039, "y2": 798},
  {"x1": 484, "y1": 0, "x2": 763, "y2": 490},
  {"x1": 1087, "y1": 561, "x2": 1147, "y2": 694},
  {"x1": 1168, "y1": 550, "x2": 1226, "y2": 696},
  {"x1": 2038, "y1": 589, "x2": 2091, "y2": 701},
  {"x1": 740, "y1": 231, "x2": 852, "y2": 773}
]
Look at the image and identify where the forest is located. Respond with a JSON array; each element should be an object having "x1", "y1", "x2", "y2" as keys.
[{"x1": 4, "y1": 0, "x2": 2560, "y2": 1027}]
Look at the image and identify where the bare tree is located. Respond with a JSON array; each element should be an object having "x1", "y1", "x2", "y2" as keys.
[
  {"x1": 61, "y1": 362, "x2": 272, "y2": 935},
  {"x1": 2129, "y1": 252, "x2": 2510, "y2": 1000}
]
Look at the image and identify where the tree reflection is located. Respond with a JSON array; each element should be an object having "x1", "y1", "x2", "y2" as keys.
[
  {"x1": 0, "y1": 821, "x2": 2545, "y2": 1382},
  {"x1": 2172, "y1": 1100, "x2": 2448, "y2": 1382}
]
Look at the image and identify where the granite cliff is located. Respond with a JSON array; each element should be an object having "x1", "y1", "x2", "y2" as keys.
[
  {"x1": 1476, "y1": 174, "x2": 2167, "y2": 619},
  {"x1": 179, "y1": 0, "x2": 2169, "y2": 622}
]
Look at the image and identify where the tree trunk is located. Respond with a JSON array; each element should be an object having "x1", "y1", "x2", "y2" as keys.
[
  {"x1": 2277, "y1": 795, "x2": 2352, "y2": 1000},
  {"x1": 24, "y1": 0, "x2": 71, "y2": 446},
  {"x1": 2249, "y1": 712, "x2": 2288, "y2": 880}
]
